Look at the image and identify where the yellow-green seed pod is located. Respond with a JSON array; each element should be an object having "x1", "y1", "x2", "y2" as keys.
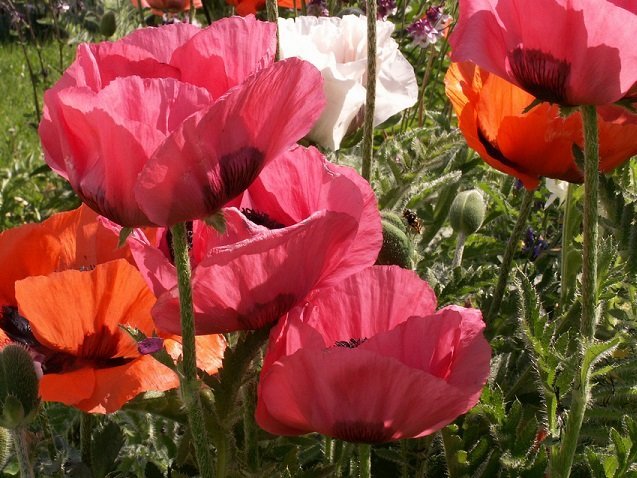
[
  {"x1": 0, "y1": 427, "x2": 11, "y2": 469},
  {"x1": 449, "y1": 189, "x2": 486, "y2": 236},
  {"x1": 376, "y1": 220, "x2": 412, "y2": 269},
  {"x1": 0, "y1": 345, "x2": 40, "y2": 429},
  {"x1": 100, "y1": 11, "x2": 117, "y2": 38}
]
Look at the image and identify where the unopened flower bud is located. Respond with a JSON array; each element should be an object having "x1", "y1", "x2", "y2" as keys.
[
  {"x1": 0, "y1": 345, "x2": 40, "y2": 429},
  {"x1": 100, "y1": 11, "x2": 117, "y2": 38},
  {"x1": 449, "y1": 189, "x2": 486, "y2": 236},
  {"x1": 138, "y1": 337, "x2": 165, "y2": 355},
  {"x1": 376, "y1": 219, "x2": 412, "y2": 269}
]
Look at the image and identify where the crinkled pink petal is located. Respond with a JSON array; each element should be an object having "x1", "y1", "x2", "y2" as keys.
[
  {"x1": 171, "y1": 15, "x2": 276, "y2": 99},
  {"x1": 234, "y1": 145, "x2": 382, "y2": 279},
  {"x1": 152, "y1": 210, "x2": 358, "y2": 334},
  {"x1": 46, "y1": 77, "x2": 212, "y2": 226},
  {"x1": 288, "y1": 266, "x2": 438, "y2": 348},
  {"x1": 257, "y1": 347, "x2": 473, "y2": 441},
  {"x1": 125, "y1": 229, "x2": 178, "y2": 298},
  {"x1": 136, "y1": 58, "x2": 326, "y2": 225},
  {"x1": 121, "y1": 21, "x2": 200, "y2": 61}
]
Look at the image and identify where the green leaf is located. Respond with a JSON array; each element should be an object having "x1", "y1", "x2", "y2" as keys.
[
  {"x1": 117, "y1": 227, "x2": 133, "y2": 248},
  {"x1": 90, "y1": 421, "x2": 124, "y2": 478}
]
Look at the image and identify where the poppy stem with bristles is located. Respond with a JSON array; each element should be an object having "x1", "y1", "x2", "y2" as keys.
[
  {"x1": 361, "y1": 0, "x2": 377, "y2": 181},
  {"x1": 552, "y1": 104, "x2": 599, "y2": 478},
  {"x1": 171, "y1": 222, "x2": 215, "y2": 478},
  {"x1": 486, "y1": 187, "x2": 534, "y2": 321},
  {"x1": 80, "y1": 413, "x2": 92, "y2": 468},
  {"x1": 11, "y1": 428, "x2": 34, "y2": 478},
  {"x1": 266, "y1": 0, "x2": 280, "y2": 60},
  {"x1": 358, "y1": 443, "x2": 372, "y2": 478}
]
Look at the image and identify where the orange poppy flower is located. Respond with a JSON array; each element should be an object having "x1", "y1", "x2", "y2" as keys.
[
  {"x1": 0, "y1": 206, "x2": 224, "y2": 412},
  {"x1": 14, "y1": 259, "x2": 224, "y2": 413},
  {"x1": 445, "y1": 62, "x2": 637, "y2": 189},
  {"x1": 0, "y1": 204, "x2": 134, "y2": 308}
]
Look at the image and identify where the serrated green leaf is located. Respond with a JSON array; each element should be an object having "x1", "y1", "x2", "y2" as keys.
[{"x1": 582, "y1": 338, "x2": 621, "y2": 384}]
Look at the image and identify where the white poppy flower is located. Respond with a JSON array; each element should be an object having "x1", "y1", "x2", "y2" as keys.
[{"x1": 278, "y1": 15, "x2": 418, "y2": 150}]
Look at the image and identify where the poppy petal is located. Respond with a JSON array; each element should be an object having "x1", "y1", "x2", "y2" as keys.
[
  {"x1": 171, "y1": 15, "x2": 276, "y2": 99},
  {"x1": 136, "y1": 58, "x2": 326, "y2": 225},
  {"x1": 152, "y1": 211, "x2": 358, "y2": 334},
  {"x1": 15, "y1": 260, "x2": 155, "y2": 357}
]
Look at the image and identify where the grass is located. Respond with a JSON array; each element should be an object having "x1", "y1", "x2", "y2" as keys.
[{"x1": 0, "y1": 40, "x2": 78, "y2": 229}]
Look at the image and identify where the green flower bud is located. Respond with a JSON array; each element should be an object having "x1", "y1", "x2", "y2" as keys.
[
  {"x1": 376, "y1": 220, "x2": 412, "y2": 269},
  {"x1": 449, "y1": 189, "x2": 486, "y2": 236},
  {"x1": 100, "y1": 11, "x2": 117, "y2": 38},
  {"x1": 0, "y1": 345, "x2": 40, "y2": 429},
  {"x1": 380, "y1": 210, "x2": 404, "y2": 229}
]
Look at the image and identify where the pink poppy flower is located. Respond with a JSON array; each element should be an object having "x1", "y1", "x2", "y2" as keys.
[
  {"x1": 113, "y1": 145, "x2": 382, "y2": 334},
  {"x1": 39, "y1": 16, "x2": 325, "y2": 227},
  {"x1": 448, "y1": 0, "x2": 637, "y2": 105},
  {"x1": 255, "y1": 266, "x2": 491, "y2": 442}
]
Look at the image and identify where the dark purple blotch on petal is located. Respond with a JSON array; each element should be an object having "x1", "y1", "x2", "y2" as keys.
[
  {"x1": 207, "y1": 147, "x2": 264, "y2": 213},
  {"x1": 508, "y1": 48, "x2": 571, "y2": 105},
  {"x1": 332, "y1": 419, "x2": 392, "y2": 443}
]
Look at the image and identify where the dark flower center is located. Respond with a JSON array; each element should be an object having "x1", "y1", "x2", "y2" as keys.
[
  {"x1": 241, "y1": 208, "x2": 286, "y2": 230},
  {"x1": 508, "y1": 47, "x2": 571, "y2": 105},
  {"x1": 334, "y1": 338, "x2": 368, "y2": 348},
  {"x1": 0, "y1": 306, "x2": 134, "y2": 374},
  {"x1": 332, "y1": 420, "x2": 392, "y2": 443}
]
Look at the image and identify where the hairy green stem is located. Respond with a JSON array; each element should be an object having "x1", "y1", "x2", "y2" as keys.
[
  {"x1": 11, "y1": 428, "x2": 34, "y2": 478},
  {"x1": 361, "y1": 0, "x2": 377, "y2": 181},
  {"x1": 451, "y1": 231, "x2": 467, "y2": 268},
  {"x1": 559, "y1": 183, "x2": 576, "y2": 308},
  {"x1": 487, "y1": 187, "x2": 534, "y2": 321},
  {"x1": 266, "y1": 0, "x2": 280, "y2": 60},
  {"x1": 358, "y1": 444, "x2": 371, "y2": 478},
  {"x1": 417, "y1": 46, "x2": 435, "y2": 127},
  {"x1": 136, "y1": 0, "x2": 145, "y2": 26},
  {"x1": 242, "y1": 380, "x2": 259, "y2": 472},
  {"x1": 80, "y1": 413, "x2": 92, "y2": 468},
  {"x1": 171, "y1": 223, "x2": 215, "y2": 478},
  {"x1": 324, "y1": 436, "x2": 333, "y2": 464},
  {"x1": 552, "y1": 105, "x2": 599, "y2": 478}
]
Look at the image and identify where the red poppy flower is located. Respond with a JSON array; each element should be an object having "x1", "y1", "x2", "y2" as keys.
[
  {"x1": 445, "y1": 62, "x2": 637, "y2": 189},
  {"x1": 115, "y1": 145, "x2": 382, "y2": 334},
  {"x1": 39, "y1": 16, "x2": 325, "y2": 227},
  {"x1": 448, "y1": 0, "x2": 637, "y2": 105},
  {"x1": 255, "y1": 266, "x2": 491, "y2": 442},
  {"x1": 13, "y1": 260, "x2": 224, "y2": 413}
]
